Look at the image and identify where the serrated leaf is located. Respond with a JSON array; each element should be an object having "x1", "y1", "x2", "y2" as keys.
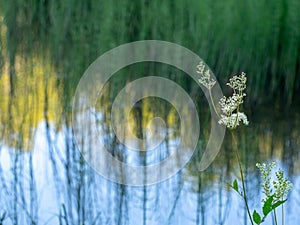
[
  {"x1": 233, "y1": 179, "x2": 239, "y2": 192},
  {"x1": 263, "y1": 195, "x2": 274, "y2": 216},
  {"x1": 272, "y1": 199, "x2": 287, "y2": 210},
  {"x1": 253, "y1": 210, "x2": 261, "y2": 224}
]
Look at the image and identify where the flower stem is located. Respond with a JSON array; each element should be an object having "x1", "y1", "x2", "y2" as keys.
[
  {"x1": 273, "y1": 209, "x2": 278, "y2": 225},
  {"x1": 209, "y1": 88, "x2": 220, "y2": 118},
  {"x1": 282, "y1": 203, "x2": 284, "y2": 225},
  {"x1": 231, "y1": 131, "x2": 254, "y2": 225}
]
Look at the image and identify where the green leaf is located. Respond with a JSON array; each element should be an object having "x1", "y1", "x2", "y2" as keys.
[
  {"x1": 272, "y1": 199, "x2": 287, "y2": 210},
  {"x1": 233, "y1": 179, "x2": 239, "y2": 192},
  {"x1": 263, "y1": 195, "x2": 274, "y2": 216},
  {"x1": 253, "y1": 210, "x2": 262, "y2": 224}
]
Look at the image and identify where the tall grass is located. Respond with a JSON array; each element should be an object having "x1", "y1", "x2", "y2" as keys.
[{"x1": 1, "y1": 0, "x2": 300, "y2": 105}]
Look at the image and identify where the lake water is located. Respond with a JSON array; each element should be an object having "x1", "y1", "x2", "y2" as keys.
[
  {"x1": 1, "y1": 1, "x2": 300, "y2": 223},
  {"x1": 0, "y1": 60, "x2": 299, "y2": 225}
]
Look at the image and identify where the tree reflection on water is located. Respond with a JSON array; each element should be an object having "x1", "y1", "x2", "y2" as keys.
[
  {"x1": 0, "y1": 57, "x2": 299, "y2": 224},
  {"x1": 1, "y1": 1, "x2": 300, "y2": 223}
]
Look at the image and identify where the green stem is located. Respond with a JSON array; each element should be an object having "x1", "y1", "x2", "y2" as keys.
[
  {"x1": 231, "y1": 131, "x2": 254, "y2": 225},
  {"x1": 282, "y1": 203, "x2": 284, "y2": 225},
  {"x1": 209, "y1": 88, "x2": 220, "y2": 118},
  {"x1": 273, "y1": 209, "x2": 278, "y2": 225}
]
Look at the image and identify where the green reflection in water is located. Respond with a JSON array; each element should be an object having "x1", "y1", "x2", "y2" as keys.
[{"x1": 0, "y1": 0, "x2": 300, "y2": 223}]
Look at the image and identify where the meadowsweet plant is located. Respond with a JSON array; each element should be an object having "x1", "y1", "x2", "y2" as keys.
[
  {"x1": 256, "y1": 162, "x2": 276, "y2": 200},
  {"x1": 272, "y1": 169, "x2": 293, "y2": 201},
  {"x1": 196, "y1": 62, "x2": 253, "y2": 223},
  {"x1": 196, "y1": 62, "x2": 219, "y2": 116},
  {"x1": 218, "y1": 72, "x2": 249, "y2": 129},
  {"x1": 196, "y1": 61, "x2": 216, "y2": 89},
  {"x1": 253, "y1": 162, "x2": 293, "y2": 225},
  {"x1": 195, "y1": 62, "x2": 293, "y2": 225}
]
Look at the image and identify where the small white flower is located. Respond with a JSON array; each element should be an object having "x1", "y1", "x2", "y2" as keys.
[
  {"x1": 227, "y1": 72, "x2": 247, "y2": 91},
  {"x1": 219, "y1": 93, "x2": 244, "y2": 115},
  {"x1": 195, "y1": 64, "x2": 248, "y2": 128},
  {"x1": 257, "y1": 162, "x2": 293, "y2": 203},
  {"x1": 218, "y1": 112, "x2": 249, "y2": 129},
  {"x1": 218, "y1": 72, "x2": 248, "y2": 129},
  {"x1": 196, "y1": 61, "x2": 205, "y2": 74},
  {"x1": 196, "y1": 62, "x2": 216, "y2": 89}
]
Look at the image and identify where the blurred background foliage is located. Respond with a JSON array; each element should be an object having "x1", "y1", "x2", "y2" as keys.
[
  {"x1": 1, "y1": 1, "x2": 300, "y2": 224},
  {"x1": 0, "y1": 0, "x2": 299, "y2": 107}
]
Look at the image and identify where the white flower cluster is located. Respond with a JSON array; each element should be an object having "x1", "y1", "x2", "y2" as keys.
[
  {"x1": 256, "y1": 162, "x2": 276, "y2": 199},
  {"x1": 196, "y1": 61, "x2": 216, "y2": 89},
  {"x1": 227, "y1": 72, "x2": 247, "y2": 91},
  {"x1": 256, "y1": 162, "x2": 293, "y2": 203},
  {"x1": 219, "y1": 93, "x2": 245, "y2": 115},
  {"x1": 196, "y1": 64, "x2": 249, "y2": 128},
  {"x1": 273, "y1": 169, "x2": 293, "y2": 201},
  {"x1": 219, "y1": 112, "x2": 249, "y2": 129},
  {"x1": 218, "y1": 72, "x2": 248, "y2": 129}
]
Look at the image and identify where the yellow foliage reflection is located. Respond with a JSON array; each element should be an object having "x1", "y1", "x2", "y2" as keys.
[{"x1": 0, "y1": 55, "x2": 61, "y2": 151}]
